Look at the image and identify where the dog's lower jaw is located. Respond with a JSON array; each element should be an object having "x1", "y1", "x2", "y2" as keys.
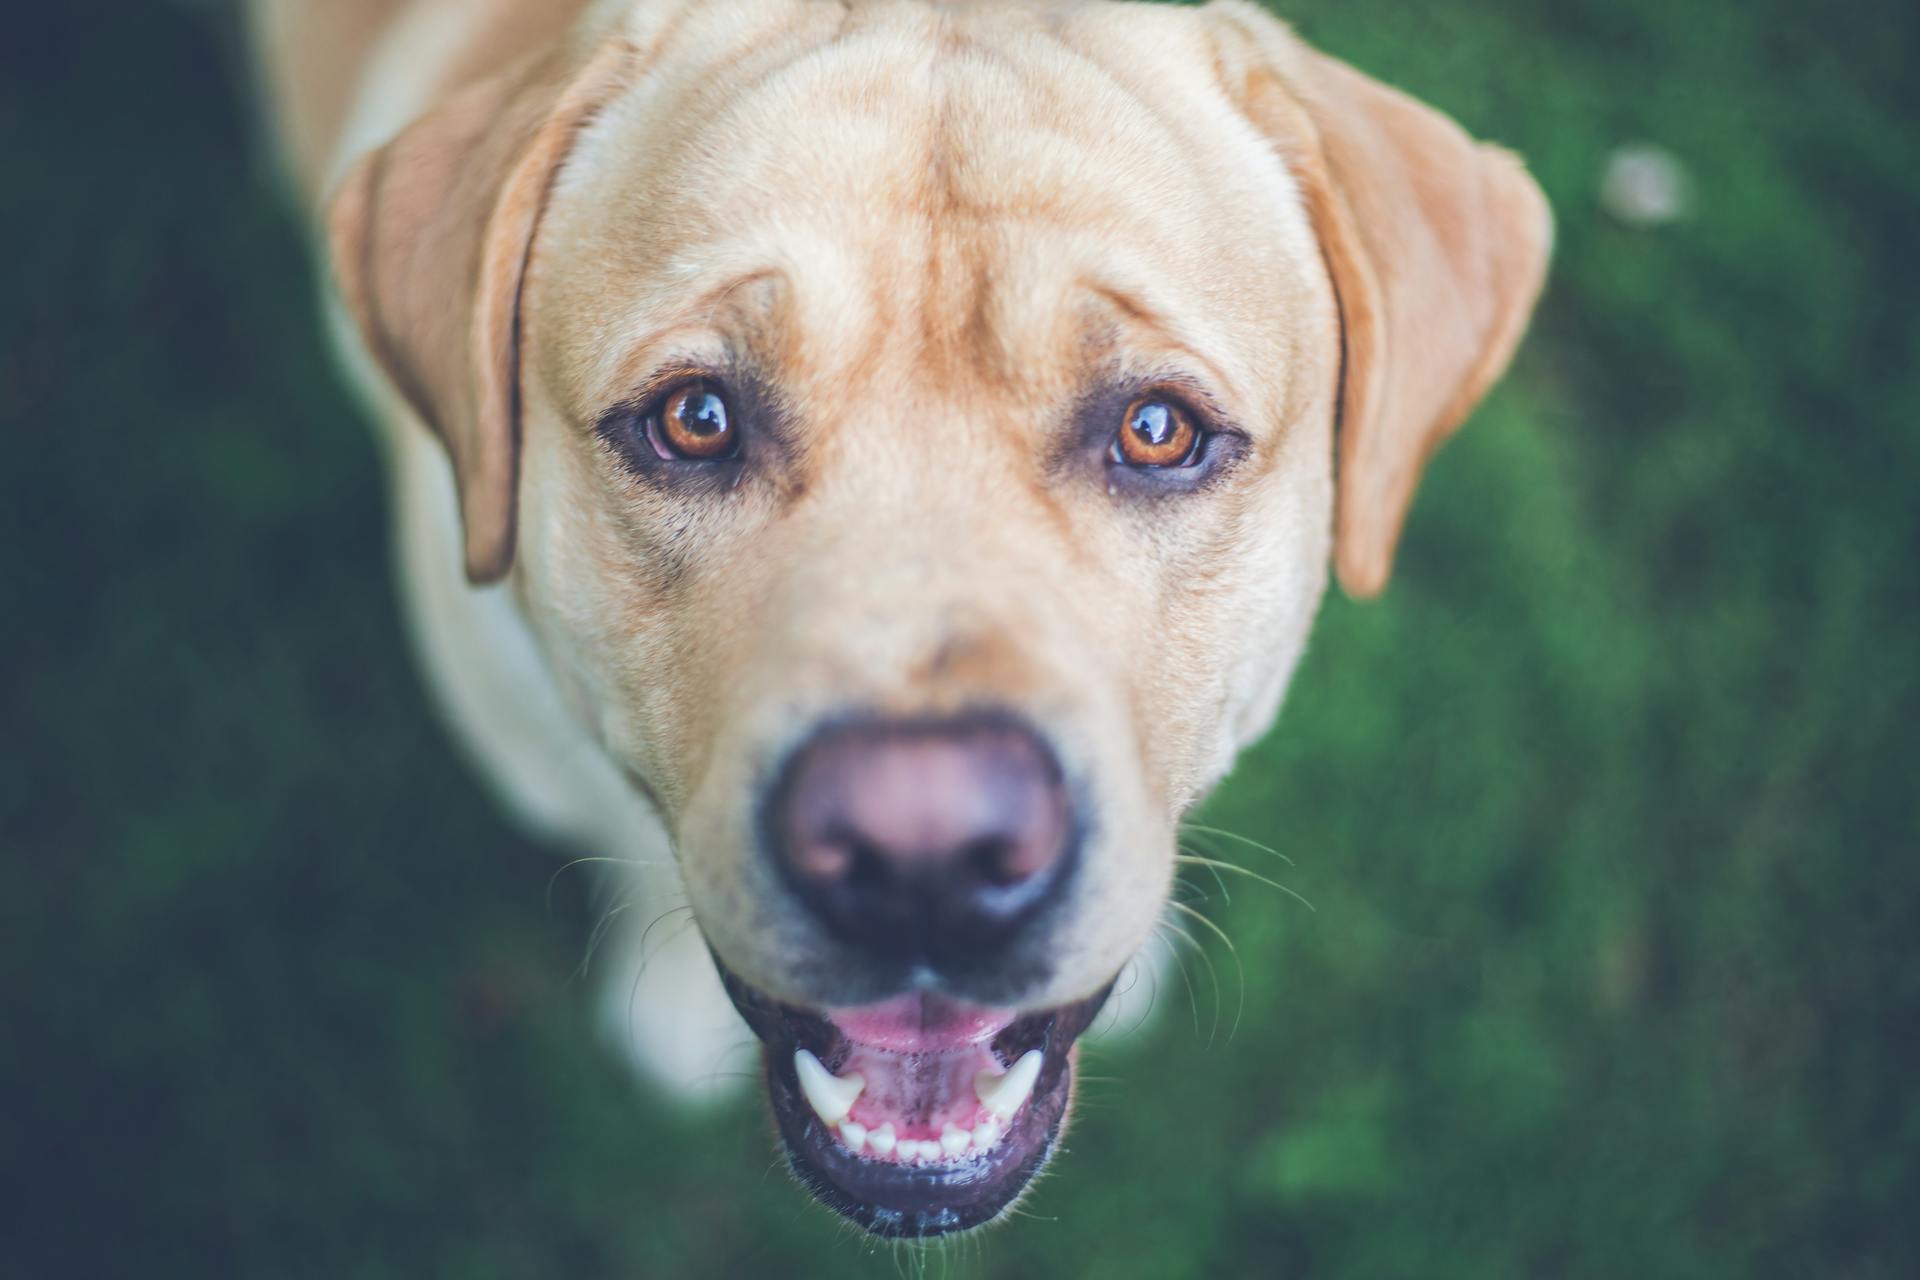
[{"x1": 718, "y1": 965, "x2": 1116, "y2": 1237}]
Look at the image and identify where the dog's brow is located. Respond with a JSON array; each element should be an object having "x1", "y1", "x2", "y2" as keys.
[
  {"x1": 589, "y1": 268, "x2": 786, "y2": 411},
  {"x1": 1084, "y1": 281, "x2": 1162, "y2": 329},
  {"x1": 1082, "y1": 279, "x2": 1250, "y2": 413}
]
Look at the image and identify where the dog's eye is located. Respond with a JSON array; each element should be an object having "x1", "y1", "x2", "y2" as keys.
[
  {"x1": 647, "y1": 379, "x2": 738, "y2": 461},
  {"x1": 1111, "y1": 397, "x2": 1202, "y2": 468}
]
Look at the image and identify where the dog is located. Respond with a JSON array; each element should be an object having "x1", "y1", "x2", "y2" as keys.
[{"x1": 249, "y1": 0, "x2": 1549, "y2": 1238}]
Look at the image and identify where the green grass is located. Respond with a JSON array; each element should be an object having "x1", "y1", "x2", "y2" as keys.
[{"x1": 4, "y1": 0, "x2": 1917, "y2": 1275}]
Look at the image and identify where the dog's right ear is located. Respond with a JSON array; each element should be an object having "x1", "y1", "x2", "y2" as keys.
[{"x1": 327, "y1": 39, "x2": 634, "y2": 583}]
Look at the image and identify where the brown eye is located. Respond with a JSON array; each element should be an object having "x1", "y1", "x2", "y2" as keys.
[
  {"x1": 1112, "y1": 397, "x2": 1201, "y2": 468},
  {"x1": 649, "y1": 379, "x2": 737, "y2": 461}
]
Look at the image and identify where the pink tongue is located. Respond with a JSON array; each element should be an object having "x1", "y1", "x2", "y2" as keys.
[
  {"x1": 829, "y1": 995, "x2": 1018, "y2": 1138},
  {"x1": 829, "y1": 993, "x2": 1014, "y2": 1054}
]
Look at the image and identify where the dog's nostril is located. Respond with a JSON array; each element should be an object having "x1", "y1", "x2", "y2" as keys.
[
  {"x1": 768, "y1": 715, "x2": 1077, "y2": 967},
  {"x1": 843, "y1": 839, "x2": 894, "y2": 891},
  {"x1": 962, "y1": 836, "x2": 1023, "y2": 888}
]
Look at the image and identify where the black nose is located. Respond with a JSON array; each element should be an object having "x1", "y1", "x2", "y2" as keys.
[{"x1": 768, "y1": 716, "x2": 1077, "y2": 969}]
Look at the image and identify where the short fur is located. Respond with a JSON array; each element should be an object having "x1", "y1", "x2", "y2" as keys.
[{"x1": 250, "y1": 0, "x2": 1549, "y2": 1092}]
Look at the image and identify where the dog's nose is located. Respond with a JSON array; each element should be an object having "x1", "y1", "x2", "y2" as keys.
[{"x1": 769, "y1": 717, "x2": 1076, "y2": 968}]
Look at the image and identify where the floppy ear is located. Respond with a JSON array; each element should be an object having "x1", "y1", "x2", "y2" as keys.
[
  {"x1": 327, "y1": 39, "x2": 633, "y2": 583},
  {"x1": 1206, "y1": 2, "x2": 1553, "y2": 598}
]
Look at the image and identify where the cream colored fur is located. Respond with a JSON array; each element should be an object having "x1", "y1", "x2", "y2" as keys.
[{"x1": 248, "y1": 0, "x2": 1549, "y2": 1098}]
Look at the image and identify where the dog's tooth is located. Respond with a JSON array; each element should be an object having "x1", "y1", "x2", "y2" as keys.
[
  {"x1": 973, "y1": 1049, "x2": 1044, "y2": 1119},
  {"x1": 940, "y1": 1124, "x2": 971, "y2": 1157},
  {"x1": 840, "y1": 1121, "x2": 868, "y2": 1152},
  {"x1": 867, "y1": 1123, "x2": 896, "y2": 1157},
  {"x1": 794, "y1": 1049, "x2": 864, "y2": 1127},
  {"x1": 918, "y1": 1140, "x2": 944, "y2": 1162},
  {"x1": 972, "y1": 1118, "x2": 1001, "y2": 1150}
]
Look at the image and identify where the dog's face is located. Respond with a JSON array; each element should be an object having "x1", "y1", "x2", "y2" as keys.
[{"x1": 330, "y1": 0, "x2": 1548, "y2": 1237}]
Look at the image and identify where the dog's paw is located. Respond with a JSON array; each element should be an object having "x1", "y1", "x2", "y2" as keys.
[{"x1": 594, "y1": 911, "x2": 755, "y2": 1103}]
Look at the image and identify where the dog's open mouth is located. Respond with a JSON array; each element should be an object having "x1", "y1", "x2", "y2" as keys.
[{"x1": 719, "y1": 966, "x2": 1112, "y2": 1236}]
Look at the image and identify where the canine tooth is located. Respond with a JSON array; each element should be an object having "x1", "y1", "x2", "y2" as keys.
[
  {"x1": 794, "y1": 1049, "x2": 864, "y2": 1126},
  {"x1": 867, "y1": 1123, "x2": 896, "y2": 1157},
  {"x1": 973, "y1": 1049, "x2": 1043, "y2": 1119},
  {"x1": 972, "y1": 1118, "x2": 1001, "y2": 1150},
  {"x1": 840, "y1": 1121, "x2": 868, "y2": 1151},
  {"x1": 940, "y1": 1124, "x2": 971, "y2": 1157}
]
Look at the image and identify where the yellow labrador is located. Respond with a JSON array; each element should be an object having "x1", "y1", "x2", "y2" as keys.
[{"x1": 250, "y1": 0, "x2": 1549, "y2": 1237}]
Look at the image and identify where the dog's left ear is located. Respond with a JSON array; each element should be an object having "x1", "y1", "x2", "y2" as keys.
[
  {"x1": 326, "y1": 38, "x2": 634, "y2": 583},
  {"x1": 1205, "y1": 2, "x2": 1553, "y2": 598}
]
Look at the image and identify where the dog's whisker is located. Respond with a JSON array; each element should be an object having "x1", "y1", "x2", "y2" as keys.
[
  {"x1": 1170, "y1": 897, "x2": 1241, "y2": 959},
  {"x1": 1096, "y1": 949, "x2": 1161, "y2": 1041},
  {"x1": 1179, "y1": 820, "x2": 1298, "y2": 866},
  {"x1": 596, "y1": 896, "x2": 682, "y2": 987},
  {"x1": 1139, "y1": 945, "x2": 1163, "y2": 1035},
  {"x1": 1125, "y1": 947, "x2": 1162, "y2": 1038},
  {"x1": 1148, "y1": 927, "x2": 1199, "y2": 1038},
  {"x1": 1088, "y1": 961, "x2": 1132, "y2": 1039},
  {"x1": 633, "y1": 901, "x2": 693, "y2": 961},
  {"x1": 1155, "y1": 920, "x2": 1211, "y2": 1042},
  {"x1": 1103, "y1": 949, "x2": 1164, "y2": 1040},
  {"x1": 573, "y1": 895, "x2": 638, "y2": 983},
  {"x1": 621, "y1": 905, "x2": 697, "y2": 1048},
  {"x1": 1168, "y1": 915, "x2": 1228, "y2": 1048},
  {"x1": 635, "y1": 910, "x2": 697, "y2": 980},
  {"x1": 1168, "y1": 899, "x2": 1247, "y2": 1043},
  {"x1": 712, "y1": 1039, "x2": 765, "y2": 1071},
  {"x1": 690, "y1": 1033, "x2": 766, "y2": 1089},
  {"x1": 1000, "y1": 1199, "x2": 1058, "y2": 1226},
  {"x1": 544, "y1": 854, "x2": 671, "y2": 913},
  {"x1": 1169, "y1": 874, "x2": 1215, "y2": 909},
  {"x1": 1175, "y1": 852, "x2": 1316, "y2": 913},
  {"x1": 1177, "y1": 846, "x2": 1234, "y2": 905},
  {"x1": 932, "y1": 1230, "x2": 968, "y2": 1277}
]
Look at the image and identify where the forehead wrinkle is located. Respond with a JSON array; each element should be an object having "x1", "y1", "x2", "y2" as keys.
[
  {"x1": 906, "y1": 45, "x2": 1249, "y2": 392},
  {"x1": 556, "y1": 0, "x2": 1314, "y2": 442},
  {"x1": 932, "y1": 20, "x2": 1206, "y2": 215},
  {"x1": 770, "y1": 232, "x2": 898, "y2": 395},
  {"x1": 914, "y1": 27, "x2": 1113, "y2": 384}
]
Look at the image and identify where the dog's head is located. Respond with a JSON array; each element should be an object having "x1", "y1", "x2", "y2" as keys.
[{"x1": 329, "y1": 0, "x2": 1548, "y2": 1237}]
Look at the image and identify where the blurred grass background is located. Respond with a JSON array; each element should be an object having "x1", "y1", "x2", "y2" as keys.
[{"x1": 3, "y1": 0, "x2": 1917, "y2": 1275}]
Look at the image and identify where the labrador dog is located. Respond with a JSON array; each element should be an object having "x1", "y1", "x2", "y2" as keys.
[{"x1": 250, "y1": 0, "x2": 1549, "y2": 1238}]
